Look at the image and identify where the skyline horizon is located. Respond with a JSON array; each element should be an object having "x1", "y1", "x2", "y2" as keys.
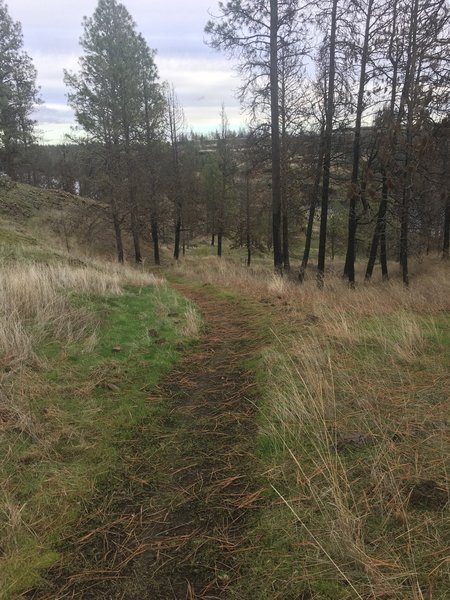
[{"x1": 8, "y1": 0, "x2": 246, "y2": 144}]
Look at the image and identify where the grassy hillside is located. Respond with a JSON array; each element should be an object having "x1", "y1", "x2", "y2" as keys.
[
  {"x1": 0, "y1": 178, "x2": 116, "y2": 259},
  {"x1": 1, "y1": 179, "x2": 449, "y2": 598},
  {"x1": 172, "y1": 256, "x2": 450, "y2": 599},
  {"x1": 0, "y1": 183, "x2": 202, "y2": 598}
]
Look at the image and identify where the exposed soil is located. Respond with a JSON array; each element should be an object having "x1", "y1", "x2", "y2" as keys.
[{"x1": 26, "y1": 283, "x2": 263, "y2": 599}]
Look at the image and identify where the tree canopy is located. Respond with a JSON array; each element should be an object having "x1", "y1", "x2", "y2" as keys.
[{"x1": 0, "y1": 0, "x2": 39, "y2": 177}]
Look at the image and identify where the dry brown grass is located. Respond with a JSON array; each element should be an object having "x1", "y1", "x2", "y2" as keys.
[
  {"x1": 265, "y1": 340, "x2": 440, "y2": 595},
  {"x1": 180, "y1": 304, "x2": 203, "y2": 337},
  {"x1": 259, "y1": 306, "x2": 449, "y2": 597},
  {"x1": 173, "y1": 255, "x2": 450, "y2": 315},
  {"x1": 0, "y1": 261, "x2": 162, "y2": 368},
  {"x1": 172, "y1": 254, "x2": 450, "y2": 598},
  {"x1": 0, "y1": 260, "x2": 162, "y2": 437}
]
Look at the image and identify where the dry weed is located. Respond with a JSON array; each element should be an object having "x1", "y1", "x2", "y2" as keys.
[
  {"x1": 263, "y1": 318, "x2": 449, "y2": 597},
  {"x1": 180, "y1": 304, "x2": 203, "y2": 338},
  {"x1": 173, "y1": 256, "x2": 450, "y2": 315},
  {"x1": 0, "y1": 259, "x2": 162, "y2": 434}
]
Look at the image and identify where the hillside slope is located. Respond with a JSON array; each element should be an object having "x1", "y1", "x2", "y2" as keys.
[{"x1": 0, "y1": 178, "x2": 113, "y2": 258}]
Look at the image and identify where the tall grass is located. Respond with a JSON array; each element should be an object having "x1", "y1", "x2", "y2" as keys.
[
  {"x1": 173, "y1": 254, "x2": 449, "y2": 597},
  {"x1": 0, "y1": 261, "x2": 162, "y2": 434},
  {"x1": 173, "y1": 255, "x2": 450, "y2": 314},
  {"x1": 0, "y1": 262, "x2": 161, "y2": 367},
  {"x1": 260, "y1": 316, "x2": 449, "y2": 598},
  {"x1": 0, "y1": 257, "x2": 171, "y2": 597}
]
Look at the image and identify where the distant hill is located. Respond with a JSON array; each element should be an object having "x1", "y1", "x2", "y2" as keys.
[{"x1": 0, "y1": 178, "x2": 114, "y2": 258}]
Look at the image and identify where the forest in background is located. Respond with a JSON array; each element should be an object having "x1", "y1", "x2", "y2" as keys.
[
  {"x1": 1, "y1": 0, "x2": 450, "y2": 285},
  {"x1": 2, "y1": 2, "x2": 450, "y2": 598}
]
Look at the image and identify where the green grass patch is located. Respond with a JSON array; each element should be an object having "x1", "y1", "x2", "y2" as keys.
[{"x1": 0, "y1": 282, "x2": 198, "y2": 599}]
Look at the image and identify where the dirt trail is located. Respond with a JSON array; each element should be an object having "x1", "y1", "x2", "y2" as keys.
[{"x1": 28, "y1": 283, "x2": 262, "y2": 600}]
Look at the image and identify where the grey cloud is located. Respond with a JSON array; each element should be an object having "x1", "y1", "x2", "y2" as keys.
[
  {"x1": 10, "y1": 0, "x2": 242, "y2": 135},
  {"x1": 33, "y1": 104, "x2": 75, "y2": 125}
]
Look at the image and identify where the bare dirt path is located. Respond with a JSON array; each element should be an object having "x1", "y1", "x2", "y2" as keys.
[{"x1": 28, "y1": 283, "x2": 263, "y2": 599}]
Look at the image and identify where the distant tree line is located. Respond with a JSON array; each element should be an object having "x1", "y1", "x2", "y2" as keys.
[{"x1": 2, "y1": 0, "x2": 450, "y2": 283}]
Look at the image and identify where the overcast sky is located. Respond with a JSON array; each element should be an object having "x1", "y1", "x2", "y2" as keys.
[{"x1": 9, "y1": 0, "x2": 244, "y2": 143}]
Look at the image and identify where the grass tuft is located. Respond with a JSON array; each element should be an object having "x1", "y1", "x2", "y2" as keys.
[
  {"x1": 173, "y1": 254, "x2": 449, "y2": 599},
  {"x1": 0, "y1": 254, "x2": 198, "y2": 599}
]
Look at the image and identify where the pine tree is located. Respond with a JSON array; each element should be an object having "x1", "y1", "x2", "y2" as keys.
[
  {"x1": 0, "y1": 0, "x2": 39, "y2": 178},
  {"x1": 65, "y1": 0, "x2": 163, "y2": 263}
]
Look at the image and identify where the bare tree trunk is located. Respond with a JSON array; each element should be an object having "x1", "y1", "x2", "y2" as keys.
[
  {"x1": 174, "y1": 212, "x2": 181, "y2": 260},
  {"x1": 282, "y1": 213, "x2": 290, "y2": 271},
  {"x1": 270, "y1": 0, "x2": 283, "y2": 273},
  {"x1": 344, "y1": 0, "x2": 373, "y2": 286},
  {"x1": 167, "y1": 87, "x2": 183, "y2": 261},
  {"x1": 246, "y1": 170, "x2": 251, "y2": 267},
  {"x1": 280, "y1": 59, "x2": 290, "y2": 272},
  {"x1": 151, "y1": 213, "x2": 160, "y2": 265},
  {"x1": 112, "y1": 209, "x2": 124, "y2": 263},
  {"x1": 380, "y1": 224, "x2": 388, "y2": 279},
  {"x1": 399, "y1": 0, "x2": 419, "y2": 286},
  {"x1": 443, "y1": 193, "x2": 450, "y2": 260},
  {"x1": 366, "y1": 172, "x2": 389, "y2": 280},
  {"x1": 299, "y1": 127, "x2": 324, "y2": 282},
  {"x1": 442, "y1": 139, "x2": 449, "y2": 260},
  {"x1": 130, "y1": 208, "x2": 142, "y2": 264},
  {"x1": 317, "y1": 0, "x2": 338, "y2": 286},
  {"x1": 366, "y1": 0, "x2": 398, "y2": 281},
  {"x1": 400, "y1": 188, "x2": 409, "y2": 285},
  {"x1": 217, "y1": 229, "x2": 223, "y2": 257}
]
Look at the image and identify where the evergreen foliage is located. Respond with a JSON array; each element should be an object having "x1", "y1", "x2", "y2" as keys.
[{"x1": 0, "y1": 0, "x2": 39, "y2": 177}]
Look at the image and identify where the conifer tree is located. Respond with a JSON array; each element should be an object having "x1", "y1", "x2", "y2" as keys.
[
  {"x1": 0, "y1": 0, "x2": 39, "y2": 178},
  {"x1": 65, "y1": 0, "x2": 162, "y2": 263}
]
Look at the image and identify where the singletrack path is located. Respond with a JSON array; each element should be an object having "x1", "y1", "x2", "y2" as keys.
[{"x1": 28, "y1": 283, "x2": 262, "y2": 600}]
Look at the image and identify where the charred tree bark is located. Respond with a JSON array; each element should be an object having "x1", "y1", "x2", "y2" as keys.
[
  {"x1": 344, "y1": 0, "x2": 373, "y2": 285},
  {"x1": 399, "y1": 0, "x2": 419, "y2": 286},
  {"x1": 217, "y1": 229, "x2": 223, "y2": 257},
  {"x1": 366, "y1": 172, "x2": 389, "y2": 281},
  {"x1": 246, "y1": 169, "x2": 252, "y2": 267},
  {"x1": 112, "y1": 208, "x2": 124, "y2": 264},
  {"x1": 366, "y1": 0, "x2": 399, "y2": 281},
  {"x1": 151, "y1": 213, "x2": 160, "y2": 265},
  {"x1": 443, "y1": 194, "x2": 450, "y2": 260},
  {"x1": 399, "y1": 187, "x2": 409, "y2": 285},
  {"x1": 270, "y1": 0, "x2": 283, "y2": 273},
  {"x1": 317, "y1": 0, "x2": 338, "y2": 286},
  {"x1": 299, "y1": 127, "x2": 324, "y2": 283},
  {"x1": 280, "y1": 55, "x2": 290, "y2": 272},
  {"x1": 130, "y1": 205, "x2": 142, "y2": 264},
  {"x1": 174, "y1": 212, "x2": 182, "y2": 260}
]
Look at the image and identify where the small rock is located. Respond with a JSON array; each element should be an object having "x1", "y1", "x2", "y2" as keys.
[
  {"x1": 156, "y1": 338, "x2": 167, "y2": 345},
  {"x1": 105, "y1": 382, "x2": 120, "y2": 392},
  {"x1": 175, "y1": 343, "x2": 185, "y2": 352},
  {"x1": 111, "y1": 345, "x2": 122, "y2": 353},
  {"x1": 148, "y1": 328, "x2": 158, "y2": 338},
  {"x1": 168, "y1": 312, "x2": 179, "y2": 317},
  {"x1": 260, "y1": 298, "x2": 270, "y2": 304}
]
